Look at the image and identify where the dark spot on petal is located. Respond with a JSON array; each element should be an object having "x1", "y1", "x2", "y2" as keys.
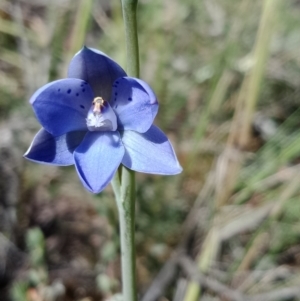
[
  {"x1": 114, "y1": 98, "x2": 117, "y2": 102},
  {"x1": 80, "y1": 105, "x2": 85, "y2": 109},
  {"x1": 115, "y1": 105, "x2": 118, "y2": 108},
  {"x1": 115, "y1": 92, "x2": 118, "y2": 96},
  {"x1": 82, "y1": 89, "x2": 85, "y2": 92},
  {"x1": 58, "y1": 88, "x2": 61, "y2": 92},
  {"x1": 67, "y1": 89, "x2": 71, "y2": 94},
  {"x1": 76, "y1": 93, "x2": 79, "y2": 96},
  {"x1": 116, "y1": 81, "x2": 119, "y2": 84},
  {"x1": 128, "y1": 97, "x2": 132, "y2": 101}
]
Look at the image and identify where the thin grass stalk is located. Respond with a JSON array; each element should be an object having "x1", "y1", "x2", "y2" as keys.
[
  {"x1": 236, "y1": 175, "x2": 300, "y2": 272},
  {"x1": 215, "y1": 0, "x2": 278, "y2": 207},
  {"x1": 187, "y1": 70, "x2": 234, "y2": 172},
  {"x1": 183, "y1": 1, "x2": 278, "y2": 300},
  {"x1": 183, "y1": 228, "x2": 220, "y2": 301},
  {"x1": 233, "y1": 117, "x2": 300, "y2": 204},
  {"x1": 238, "y1": 0, "x2": 278, "y2": 147},
  {"x1": 186, "y1": 1, "x2": 251, "y2": 173},
  {"x1": 65, "y1": 0, "x2": 93, "y2": 71}
]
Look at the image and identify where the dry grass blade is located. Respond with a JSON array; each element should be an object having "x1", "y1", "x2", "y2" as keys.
[
  {"x1": 238, "y1": 0, "x2": 278, "y2": 147},
  {"x1": 236, "y1": 174, "x2": 300, "y2": 272},
  {"x1": 141, "y1": 257, "x2": 178, "y2": 301},
  {"x1": 219, "y1": 203, "x2": 272, "y2": 241},
  {"x1": 179, "y1": 256, "x2": 300, "y2": 301},
  {"x1": 215, "y1": 0, "x2": 278, "y2": 207}
]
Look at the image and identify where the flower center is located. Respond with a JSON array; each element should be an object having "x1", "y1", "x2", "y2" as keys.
[
  {"x1": 86, "y1": 97, "x2": 117, "y2": 132},
  {"x1": 92, "y1": 96, "x2": 105, "y2": 115}
]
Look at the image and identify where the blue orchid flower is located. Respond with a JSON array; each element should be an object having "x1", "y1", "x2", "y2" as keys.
[{"x1": 24, "y1": 47, "x2": 182, "y2": 193}]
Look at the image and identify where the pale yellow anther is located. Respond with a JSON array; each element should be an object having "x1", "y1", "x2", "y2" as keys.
[{"x1": 92, "y1": 97, "x2": 105, "y2": 115}]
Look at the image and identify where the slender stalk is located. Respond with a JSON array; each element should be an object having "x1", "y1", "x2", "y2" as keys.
[
  {"x1": 65, "y1": 0, "x2": 93, "y2": 71},
  {"x1": 239, "y1": 0, "x2": 277, "y2": 147},
  {"x1": 111, "y1": 170, "x2": 121, "y2": 204},
  {"x1": 121, "y1": 0, "x2": 140, "y2": 78},
  {"x1": 113, "y1": 0, "x2": 139, "y2": 300},
  {"x1": 118, "y1": 166, "x2": 136, "y2": 301}
]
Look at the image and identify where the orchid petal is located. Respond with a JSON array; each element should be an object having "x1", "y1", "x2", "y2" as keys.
[
  {"x1": 121, "y1": 125, "x2": 182, "y2": 175},
  {"x1": 111, "y1": 77, "x2": 158, "y2": 133},
  {"x1": 68, "y1": 47, "x2": 126, "y2": 100},
  {"x1": 24, "y1": 128, "x2": 86, "y2": 166},
  {"x1": 74, "y1": 131, "x2": 124, "y2": 193},
  {"x1": 31, "y1": 79, "x2": 94, "y2": 136}
]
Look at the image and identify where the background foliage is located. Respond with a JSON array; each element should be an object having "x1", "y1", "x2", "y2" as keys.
[{"x1": 1, "y1": 0, "x2": 300, "y2": 300}]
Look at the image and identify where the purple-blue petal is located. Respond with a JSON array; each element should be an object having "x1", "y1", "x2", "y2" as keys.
[
  {"x1": 121, "y1": 125, "x2": 182, "y2": 175},
  {"x1": 68, "y1": 47, "x2": 126, "y2": 101},
  {"x1": 24, "y1": 128, "x2": 87, "y2": 166},
  {"x1": 31, "y1": 78, "x2": 94, "y2": 136},
  {"x1": 74, "y1": 131, "x2": 125, "y2": 193},
  {"x1": 111, "y1": 77, "x2": 159, "y2": 133}
]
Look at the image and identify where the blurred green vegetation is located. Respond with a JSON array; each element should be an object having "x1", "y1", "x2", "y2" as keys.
[{"x1": 1, "y1": 0, "x2": 300, "y2": 300}]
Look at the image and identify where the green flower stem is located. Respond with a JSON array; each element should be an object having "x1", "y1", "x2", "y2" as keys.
[
  {"x1": 112, "y1": 166, "x2": 137, "y2": 301},
  {"x1": 121, "y1": 0, "x2": 140, "y2": 78},
  {"x1": 112, "y1": 0, "x2": 139, "y2": 300},
  {"x1": 120, "y1": 167, "x2": 136, "y2": 301}
]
